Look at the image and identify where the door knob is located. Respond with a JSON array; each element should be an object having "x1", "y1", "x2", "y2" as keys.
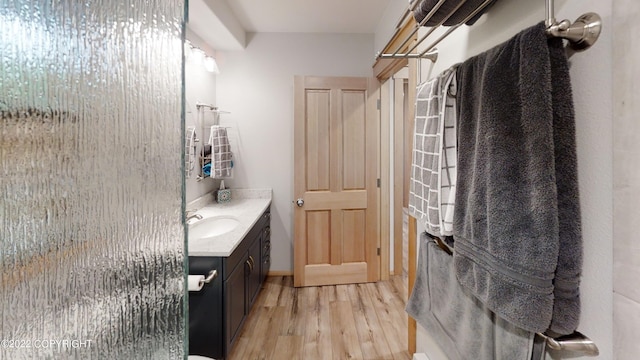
[{"x1": 295, "y1": 198, "x2": 304, "y2": 207}]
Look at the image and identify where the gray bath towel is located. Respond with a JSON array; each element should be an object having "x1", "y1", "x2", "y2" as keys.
[
  {"x1": 453, "y1": 22, "x2": 582, "y2": 335},
  {"x1": 406, "y1": 233, "x2": 543, "y2": 360},
  {"x1": 413, "y1": 0, "x2": 499, "y2": 27}
]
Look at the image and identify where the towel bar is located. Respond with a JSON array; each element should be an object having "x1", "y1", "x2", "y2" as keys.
[
  {"x1": 375, "y1": 0, "x2": 602, "y2": 61},
  {"x1": 536, "y1": 331, "x2": 599, "y2": 356}
]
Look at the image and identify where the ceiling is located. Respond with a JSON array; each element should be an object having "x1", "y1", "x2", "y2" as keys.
[
  {"x1": 225, "y1": 0, "x2": 393, "y2": 33},
  {"x1": 188, "y1": 0, "x2": 394, "y2": 50}
]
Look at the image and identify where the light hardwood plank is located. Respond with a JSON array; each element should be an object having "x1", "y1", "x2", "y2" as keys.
[
  {"x1": 270, "y1": 335, "x2": 304, "y2": 359},
  {"x1": 303, "y1": 285, "x2": 333, "y2": 359},
  {"x1": 262, "y1": 275, "x2": 286, "y2": 307},
  {"x1": 241, "y1": 306, "x2": 285, "y2": 360},
  {"x1": 229, "y1": 276, "x2": 411, "y2": 360},
  {"x1": 335, "y1": 284, "x2": 350, "y2": 302},
  {"x1": 363, "y1": 282, "x2": 408, "y2": 360},
  {"x1": 280, "y1": 277, "x2": 306, "y2": 337},
  {"x1": 330, "y1": 301, "x2": 365, "y2": 360},
  {"x1": 348, "y1": 284, "x2": 394, "y2": 360},
  {"x1": 227, "y1": 336, "x2": 249, "y2": 360}
]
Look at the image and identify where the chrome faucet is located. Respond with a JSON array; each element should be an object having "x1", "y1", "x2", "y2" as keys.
[{"x1": 186, "y1": 210, "x2": 203, "y2": 223}]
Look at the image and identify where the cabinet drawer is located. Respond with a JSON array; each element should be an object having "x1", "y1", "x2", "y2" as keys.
[{"x1": 262, "y1": 239, "x2": 270, "y2": 254}]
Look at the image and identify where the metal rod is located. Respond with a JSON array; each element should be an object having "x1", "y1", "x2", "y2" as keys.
[
  {"x1": 403, "y1": 0, "x2": 471, "y2": 56},
  {"x1": 379, "y1": 50, "x2": 438, "y2": 61},
  {"x1": 394, "y1": 0, "x2": 421, "y2": 31},
  {"x1": 536, "y1": 331, "x2": 599, "y2": 356},
  {"x1": 376, "y1": 0, "x2": 601, "y2": 63},
  {"x1": 196, "y1": 103, "x2": 230, "y2": 114},
  {"x1": 546, "y1": 0, "x2": 555, "y2": 27},
  {"x1": 390, "y1": 0, "x2": 449, "y2": 56},
  {"x1": 418, "y1": 0, "x2": 494, "y2": 57}
]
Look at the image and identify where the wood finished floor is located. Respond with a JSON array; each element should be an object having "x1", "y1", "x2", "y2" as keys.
[{"x1": 228, "y1": 275, "x2": 411, "y2": 360}]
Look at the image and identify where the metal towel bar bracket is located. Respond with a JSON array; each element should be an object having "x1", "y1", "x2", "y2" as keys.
[
  {"x1": 536, "y1": 331, "x2": 599, "y2": 356},
  {"x1": 546, "y1": 12, "x2": 602, "y2": 52},
  {"x1": 197, "y1": 269, "x2": 218, "y2": 288},
  {"x1": 375, "y1": 0, "x2": 602, "y2": 61}
]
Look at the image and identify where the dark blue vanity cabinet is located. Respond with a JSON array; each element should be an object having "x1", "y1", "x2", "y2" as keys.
[{"x1": 189, "y1": 206, "x2": 271, "y2": 359}]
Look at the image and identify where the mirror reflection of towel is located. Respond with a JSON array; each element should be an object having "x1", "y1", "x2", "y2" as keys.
[{"x1": 208, "y1": 126, "x2": 232, "y2": 178}]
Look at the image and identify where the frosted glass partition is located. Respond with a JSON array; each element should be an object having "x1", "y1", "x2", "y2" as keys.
[{"x1": 0, "y1": 1, "x2": 186, "y2": 359}]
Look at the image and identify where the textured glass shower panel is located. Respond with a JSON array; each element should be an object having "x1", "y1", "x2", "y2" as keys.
[{"x1": 0, "y1": 1, "x2": 185, "y2": 359}]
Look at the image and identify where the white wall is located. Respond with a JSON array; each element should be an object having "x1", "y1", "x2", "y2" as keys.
[
  {"x1": 185, "y1": 30, "x2": 219, "y2": 203},
  {"x1": 612, "y1": 0, "x2": 640, "y2": 359},
  {"x1": 216, "y1": 32, "x2": 374, "y2": 272},
  {"x1": 375, "y1": 0, "x2": 614, "y2": 358},
  {"x1": 374, "y1": 0, "x2": 412, "y2": 54}
]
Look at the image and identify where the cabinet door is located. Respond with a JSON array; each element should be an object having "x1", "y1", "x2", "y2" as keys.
[
  {"x1": 246, "y1": 235, "x2": 262, "y2": 312},
  {"x1": 224, "y1": 260, "x2": 246, "y2": 354},
  {"x1": 189, "y1": 257, "x2": 223, "y2": 359}
]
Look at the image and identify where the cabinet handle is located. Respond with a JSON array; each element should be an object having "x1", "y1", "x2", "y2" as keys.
[
  {"x1": 248, "y1": 255, "x2": 255, "y2": 270},
  {"x1": 246, "y1": 259, "x2": 254, "y2": 273},
  {"x1": 204, "y1": 269, "x2": 218, "y2": 284}
]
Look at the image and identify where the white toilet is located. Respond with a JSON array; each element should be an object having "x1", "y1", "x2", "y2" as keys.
[{"x1": 188, "y1": 356, "x2": 215, "y2": 360}]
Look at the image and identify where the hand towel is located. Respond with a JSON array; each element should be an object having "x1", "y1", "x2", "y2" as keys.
[
  {"x1": 409, "y1": 68, "x2": 457, "y2": 237},
  {"x1": 406, "y1": 233, "x2": 543, "y2": 360},
  {"x1": 453, "y1": 22, "x2": 582, "y2": 335},
  {"x1": 413, "y1": 0, "x2": 499, "y2": 27},
  {"x1": 208, "y1": 126, "x2": 232, "y2": 178}
]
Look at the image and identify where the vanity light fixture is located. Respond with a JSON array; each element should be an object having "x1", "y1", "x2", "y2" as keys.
[{"x1": 185, "y1": 40, "x2": 220, "y2": 74}]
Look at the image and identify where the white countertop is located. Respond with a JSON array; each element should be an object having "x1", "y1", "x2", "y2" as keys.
[{"x1": 187, "y1": 189, "x2": 271, "y2": 257}]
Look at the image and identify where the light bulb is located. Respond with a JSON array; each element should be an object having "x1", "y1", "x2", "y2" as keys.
[
  {"x1": 204, "y1": 56, "x2": 220, "y2": 74},
  {"x1": 191, "y1": 48, "x2": 205, "y2": 65}
]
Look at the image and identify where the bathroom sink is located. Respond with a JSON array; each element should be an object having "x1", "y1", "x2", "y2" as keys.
[{"x1": 189, "y1": 216, "x2": 240, "y2": 240}]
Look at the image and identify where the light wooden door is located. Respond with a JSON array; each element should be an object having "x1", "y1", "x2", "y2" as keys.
[{"x1": 294, "y1": 76, "x2": 380, "y2": 287}]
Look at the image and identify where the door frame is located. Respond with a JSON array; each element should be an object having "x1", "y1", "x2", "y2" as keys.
[{"x1": 373, "y1": 26, "x2": 419, "y2": 354}]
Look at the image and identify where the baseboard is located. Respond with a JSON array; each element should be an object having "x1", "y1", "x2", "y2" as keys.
[{"x1": 267, "y1": 270, "x2": 293, "y2": 277}]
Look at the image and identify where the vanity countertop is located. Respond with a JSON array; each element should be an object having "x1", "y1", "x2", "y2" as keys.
[{"x1": 188, "y1": 189, "x2": 271, "y2": 257}]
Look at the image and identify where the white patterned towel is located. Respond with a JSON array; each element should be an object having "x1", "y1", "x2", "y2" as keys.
[
  {"x1": 409, "y1": 68, "x2": 457, "y2": 237},
  {"x1": 208, "y1": 126, "x2": 232, "y2": 178}
]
